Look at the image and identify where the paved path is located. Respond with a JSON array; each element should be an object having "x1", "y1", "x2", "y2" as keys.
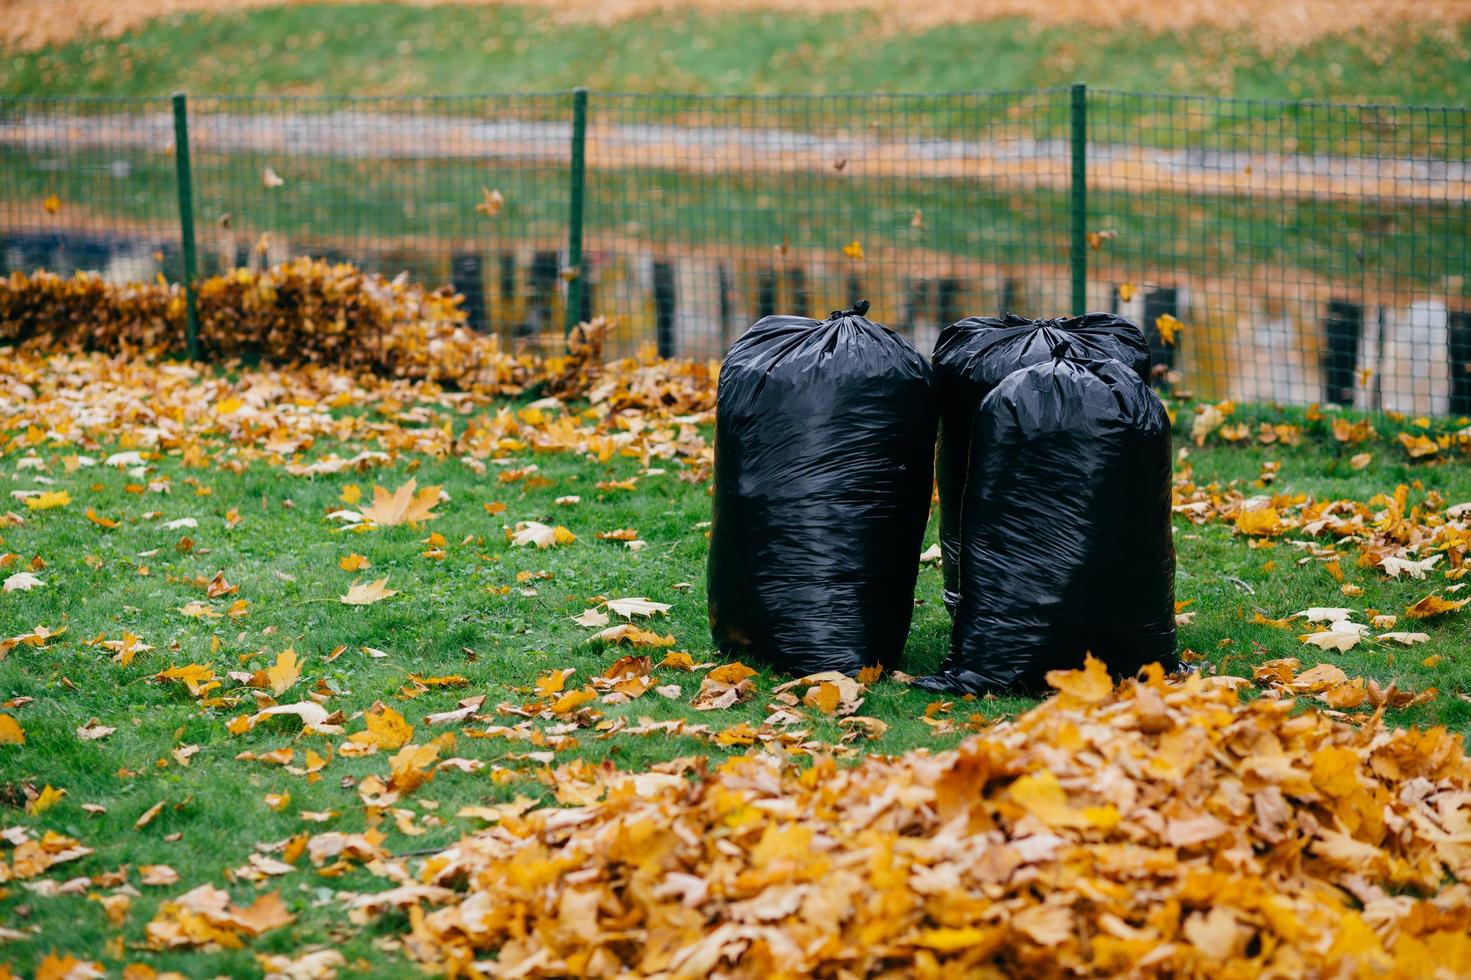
[{"x1": 2, "y1": 109, "x2": 1465, "y2": 204}]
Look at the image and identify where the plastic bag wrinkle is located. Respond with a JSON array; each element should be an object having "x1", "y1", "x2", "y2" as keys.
[
  {"x1": 709, "y1": 302, "x2": 938, "y2": 676},
  {"x1": 932, "y1": 312, "x2": 1151, "y2": 613},
  {"x1": 919, "y1": 353, "x2": 1176, "y2": 694}
]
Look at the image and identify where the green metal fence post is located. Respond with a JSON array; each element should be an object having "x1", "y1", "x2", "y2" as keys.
[
  {"x1": 565, "y1": 87, "x2": 589, "y2": 338},
  {"x1": 1068, "y1": 82, "x2": 1088, "y2": 317},
  {"x1": 171, "y1": 92, "x2": 201, "y2": 360}
]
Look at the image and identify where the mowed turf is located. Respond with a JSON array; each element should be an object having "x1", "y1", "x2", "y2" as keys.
[
  {"x1": 2, "y1": 3, "x2": 1468, "y2": 105},
  {"x1": 1, "y1": 386, "x2": 1469, "y2": 975}
]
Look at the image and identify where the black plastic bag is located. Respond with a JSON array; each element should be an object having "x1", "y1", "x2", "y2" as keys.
[
  {"x1": 917, "y1": 348, "x2": 1176, "y2": 694},
  {"x1": 933, "y1": 313, "x2": 1151, "y2": 613},
  {"x1": 708, "y1": 301, "x2": 938, "y2": 675}
]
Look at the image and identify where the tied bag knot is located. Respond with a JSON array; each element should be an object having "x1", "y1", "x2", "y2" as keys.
[{"x1": 830, "y1": 299, "x2": 870, "y2": 320}]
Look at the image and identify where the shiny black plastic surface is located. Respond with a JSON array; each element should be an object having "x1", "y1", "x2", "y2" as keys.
[
  {"x1": 708, "y1": 303, "x2": 938, "y2": 675},
  {"x1": 918, "y1": 351, "x2": 1176, "y2": 694},
  {"x1": 933, "y1": 313, "x2": 1151, "y2": 612}
]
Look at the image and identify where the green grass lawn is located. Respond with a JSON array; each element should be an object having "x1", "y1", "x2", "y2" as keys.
[
  {"x1": 1, "y1": 367, "x2": 1469, "y2": 974},
  {"x1": 3, "y1": 4, "x2": 1468, "y2": 105}
]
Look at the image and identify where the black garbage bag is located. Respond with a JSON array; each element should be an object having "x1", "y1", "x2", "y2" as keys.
[
  {"x1": 916, "y1": 346, "x2": 1176, "y2": 694},
  {"x1": 933, "y1": 313, "x2": 1150, "y2": 613},
  {"x1": 708, "y1": 301, "x2": 938, "y2": 675}
]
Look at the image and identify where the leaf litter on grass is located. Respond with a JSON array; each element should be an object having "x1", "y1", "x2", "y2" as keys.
[{"x1": 3, "y1": 343, "x2": 1471, "y2": 973}]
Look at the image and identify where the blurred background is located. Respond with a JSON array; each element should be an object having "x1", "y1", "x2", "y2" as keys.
[{"x1": 1, "y1": 0, "x2": 1468, "y2": 409}]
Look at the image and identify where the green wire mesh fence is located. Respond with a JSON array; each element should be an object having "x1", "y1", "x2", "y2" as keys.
[
  {"x1": 1, "y1": 96, "x2": 183, "y2": 279},
  {"x1": 1, "y1": 87, "x2": 1467, "y2": 412},
  {"x1": 1087, "y1": 91, "x2": 1470, "y2": 415}
]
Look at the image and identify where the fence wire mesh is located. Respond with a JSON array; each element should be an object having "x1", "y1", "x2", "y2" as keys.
[
  {"x1": 583, "y1": 90, "x2": 1072, "y2": 360},
  {"x1": 1086, "y1": 91, "x2": 1470, "y2": 415},
  {"x1": 186, "y1": 94, "x2": 574, "y2": 355},
  {"x1": 0, "y1": 88, "x2": 1466, "y2": 412},
  {"x1": 0, "y1": 96, "x2": 182, "y2": 282}
]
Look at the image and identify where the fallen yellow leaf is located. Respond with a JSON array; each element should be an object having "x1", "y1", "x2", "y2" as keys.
[
  {"x1": 339, "y1": 553, "x2": 371, "y2": 572},
  {"x1": 1405, "y1": 594, "x2": 1469, "y2": 619},
  {"x1": 340, "y1": 578, "x2": 399, "y2": 606},
  {"x1": 0, "y1": 713, "x2": 24, "y2": 745},
  {"x1": 265, "y1": 648, "x2": 301, "y2": 695},
  {"x1": 359, "y1": 478, "x2": 443, "y2": 527},
  {"x1": 23, "y1": 490, "x2": 71, "y2": 510},
  {"x1": 28, "y1": 784, "x2": 65, "y2": 815}
]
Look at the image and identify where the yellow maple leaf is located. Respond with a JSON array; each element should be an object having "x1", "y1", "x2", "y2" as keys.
[
  {"x1": 107, "y1": 631, "x2": 152, "y2": 667},
  {"x1": 1009, "y1": 769, "x2": 1119, "y2": 829},
  {"x1": 476, "y1": 186, "x2": 505, "y2": 217},
  {"x1": 28, "y1": 784, "x2": 65, "y2": 815},
  {"x1": 549, "y1": 687, "x2": 597, "y2": 713},
  {"x1": 708, "y1": 661, "x2": 757, "y2": 685},
  {"x1": 592, "y1": 623, "x2": 675, "y2": 647},
  {"x1": 24, "y1": 490, "x2": 71, "y2": 510},
  {"x1": 1309, "y1": 745, "x2": 1361, "y2": 798},
  {"x1": 658, "y1": 651, "x2": 698, "y2": 671},
  {"x1": 1155, "y1": 313, "x2": 1183, "y2": 346},
  {"x1": 339, "y1": 553, "x2": 371, "y2": 572},
  {"x1": 265, "y1": 648, "x2": 301, "y2": 695},
  {"x1": 388, "y1": 741, "x2": 443, "y2": 793},
  {"x1": 750, "y1": 822, "x2": 813, "y2": 867},
  {"x1": 1331, "y1": 417, "x2": 1375, "y2": 443},
  {"x1": 134, "y1": 800, "x2": 165, "y2": 829},
  {"x1": 535, "y1": 669, "x2": 570, "y2": 698},
  {"x1": 359, "y1": 478, "x2": 442, "y2": 527},
  {"x1": 153, "y1": 664, "x2": 218, "y2": 697},
  {"x1": 410, "y1": 673, "x2": 468, "y2": 687},
  {"x1": 42, "y1": 194, "x2": 60, "y2": 214},
  {"x1": 803, "y1": 682, "x2": 842, "y2": 714},
  {"x1": 1118, "y1": 282, "x2": 1136, "y2": 302},
  {"x1": 509, "y1": 521, "x2": 576, "y2": 549},
  {"x1": 1190, "y1": 402, "x2": 1227, "y2": 447},
  {"x1": 340, "y1": 484, "x2": 362, "y2": 505},
  {"x1": 1405, "y1": 594, "x2": 1469, "y2": 619},
  {"x1": 1299, "y1": 625, "x2": 1365, "y2": 653},
  {"x1": 1044, "y1": 653, "x2": 1113, "y2": 703},
  {"x1": 714, "y1": 722, "x2": 759, "y2": 746},
  {"x1": 914, "y1": 927, "x2": 996, "y2": 953},
  {"x1": 1234, "y1": 506, "x2": 1283, "y2": 537},
  {"x1": 340, "y1": 578, "x2": 399, "y2": 606},
  {"x1": 841, "y1": 240, "x2": 864, "y2": 261},
  {"x1": 232, "y1": 890, "x2": 295, "y2": 936},
  {"x1": 85, "y1": 507, "x2": 119, "y2": 528},
  {"x1": 0, "y1": 713, "x2": 24, "y2": 745},
  {"x1": 1397, "y1": 432, "x2": 1439, "y2": 459},
  {"x1": 349, "y1": 706, "x2": 413, "y2": 750},
  {"x1": 205, "y1": 571, "x2": 238, "y2": 598}
]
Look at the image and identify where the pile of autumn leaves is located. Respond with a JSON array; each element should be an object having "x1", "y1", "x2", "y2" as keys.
[
  {"x1": 335, "y1": 660, "x2": 1471, "y2": 977},
  {"x1": 0, "y1": 259, "x2": 550, "y2": 389}
]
